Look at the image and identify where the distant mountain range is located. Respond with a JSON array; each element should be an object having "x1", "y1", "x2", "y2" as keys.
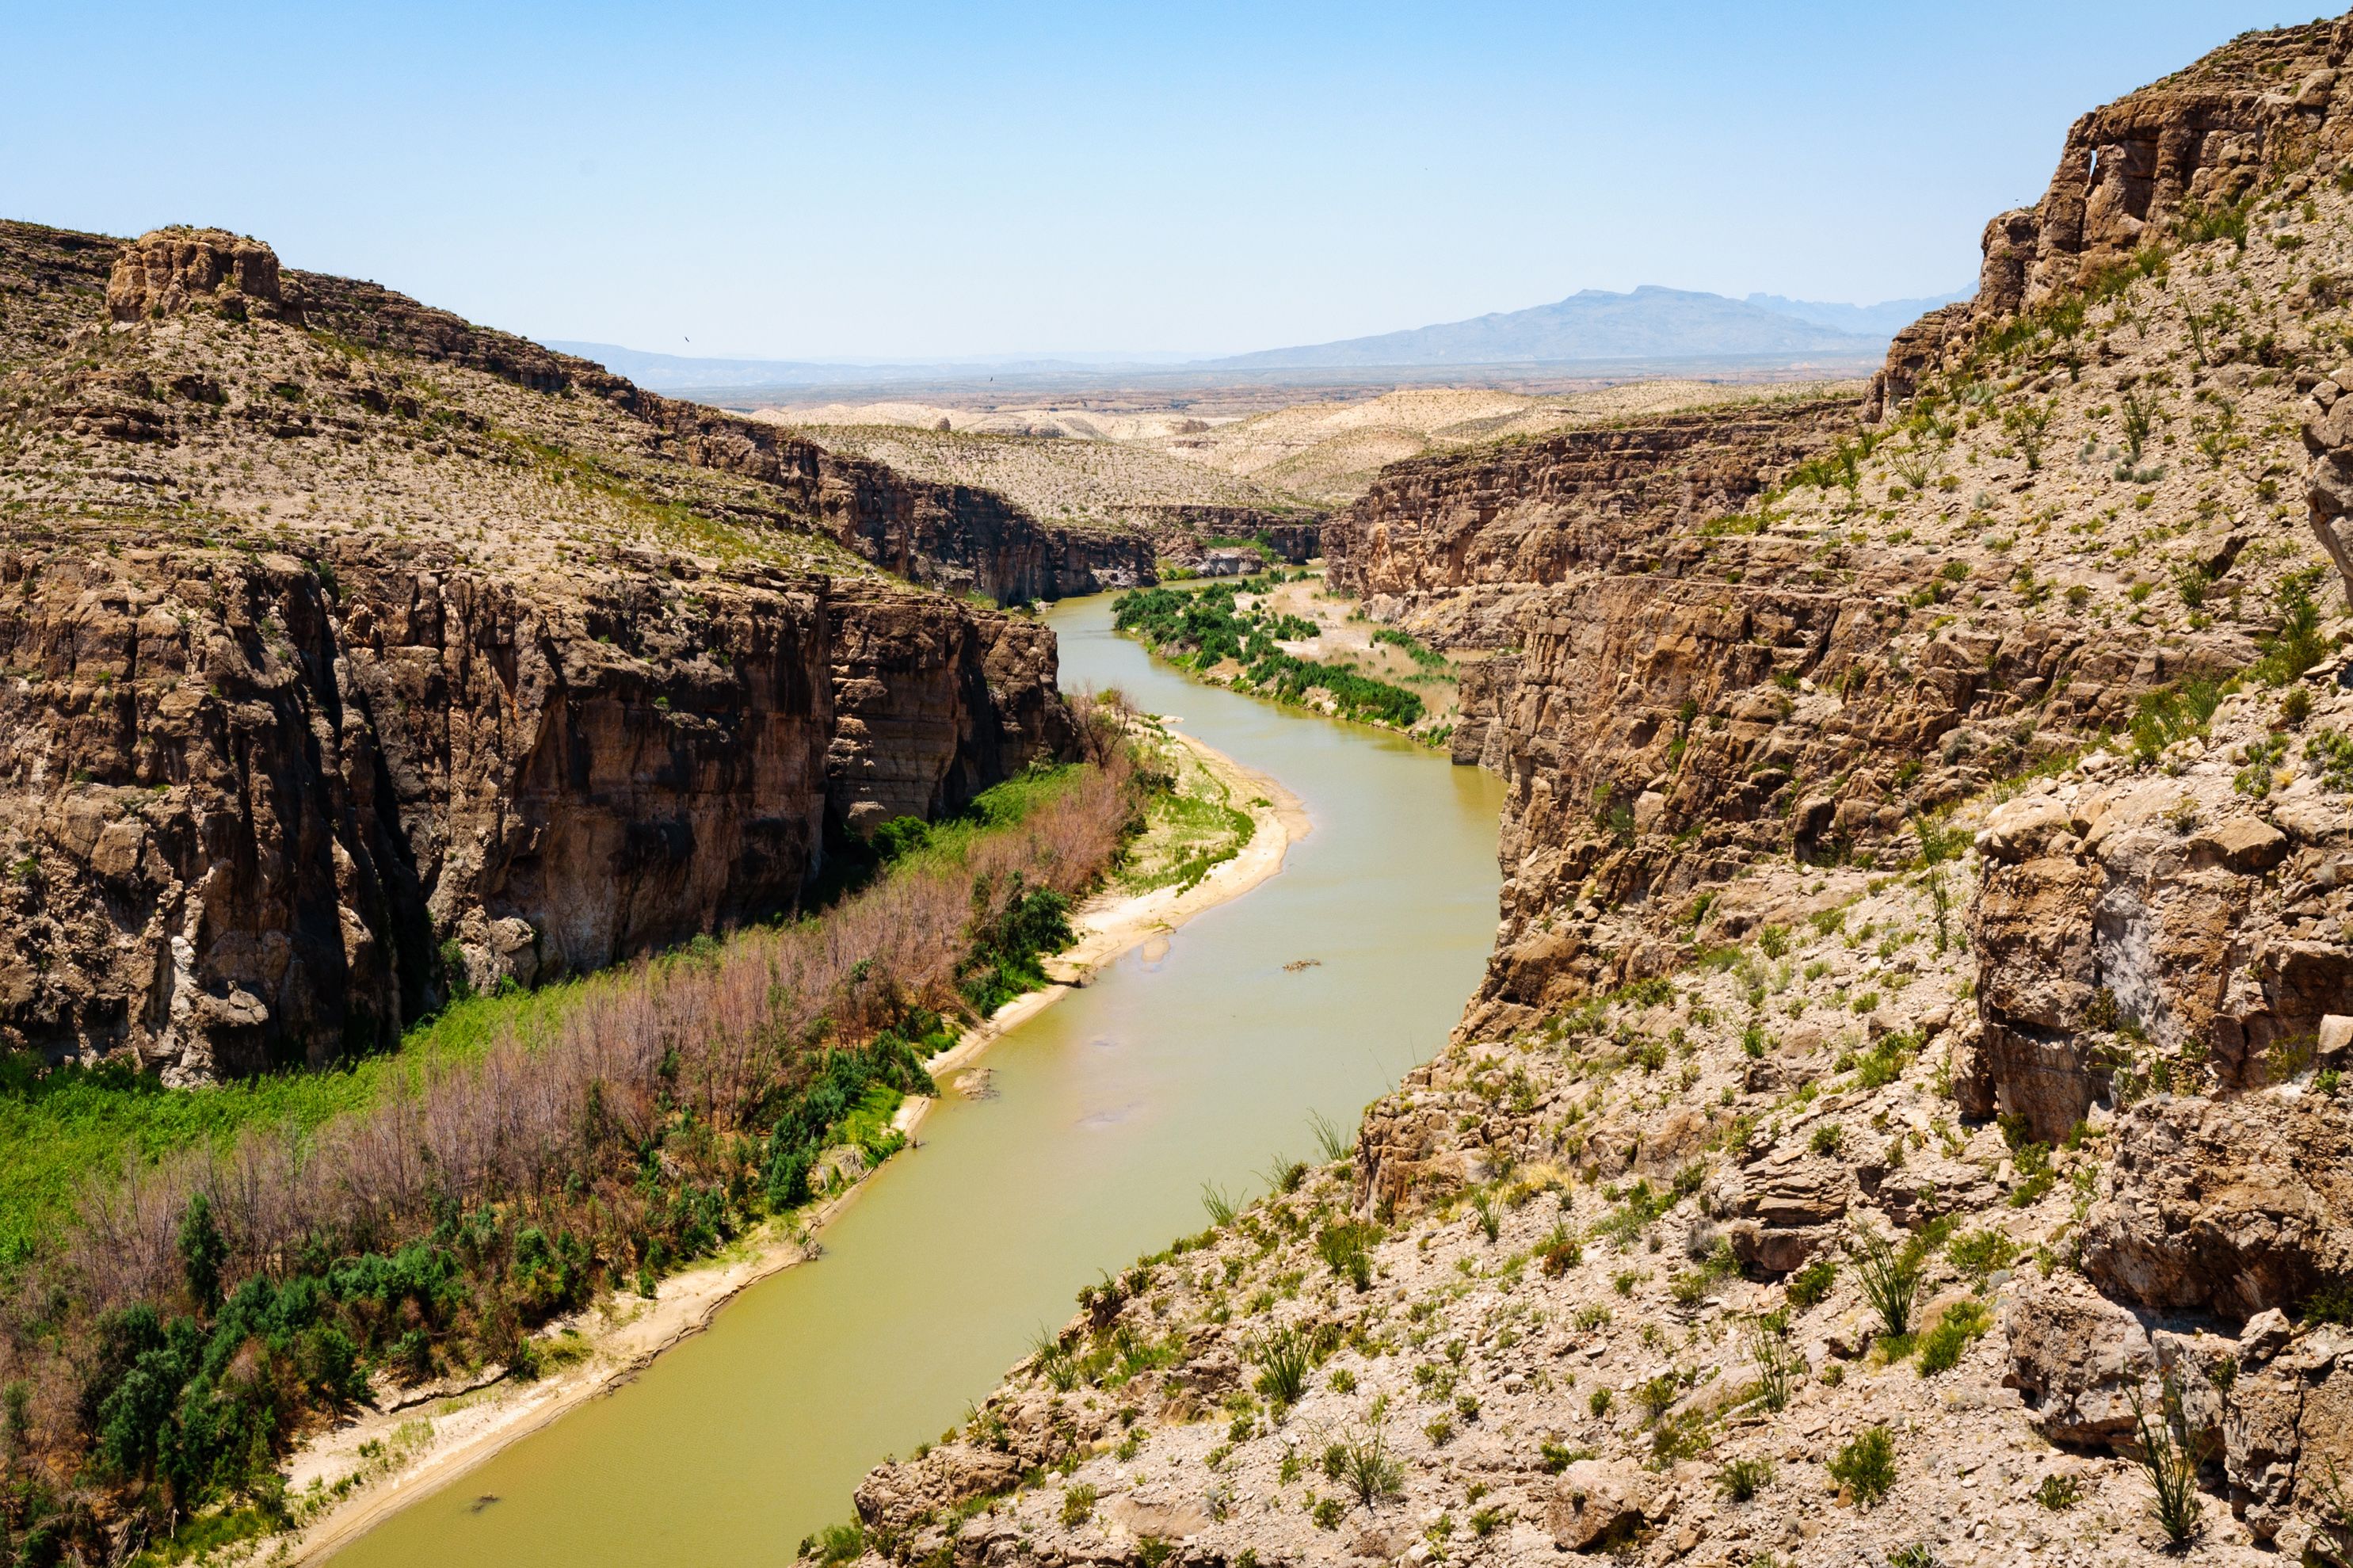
[
  {"x1": 1203, "y1": 286, "x2": 1969, "y2": 371},
  {"x1": 545, "y1": 284, "x2": 1970, "y2": 391}
]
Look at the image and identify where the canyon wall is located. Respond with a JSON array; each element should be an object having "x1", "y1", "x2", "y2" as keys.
[
  {"x1": 0, "y1": 225, "x2": 1083, "y2": 1081},
  {"x1": 844, "y1": 23, "x2": 2353, "y2": 1567},
  {"x1": 0, "y1": 539, "x2": 1069, "y2": 1083}
]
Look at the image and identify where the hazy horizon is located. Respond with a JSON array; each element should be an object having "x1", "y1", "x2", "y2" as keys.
[
  {"x1": 546, "y1": 282, "x2": 1970, "y2": 372},
  {"x1": 0, "y1": 1, "x2": 2317, "y2": 361}
]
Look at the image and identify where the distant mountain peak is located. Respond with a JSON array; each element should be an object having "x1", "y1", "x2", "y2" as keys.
[{"x1": 1200, "y1": 285, "x2": 1954, "y2": 372}]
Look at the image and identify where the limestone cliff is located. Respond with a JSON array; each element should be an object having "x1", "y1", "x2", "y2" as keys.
[{"x1": 0, "y1": 224, "x2": 1081, "y2": 1081}]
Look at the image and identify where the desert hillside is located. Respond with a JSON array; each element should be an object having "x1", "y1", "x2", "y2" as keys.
[
  {"x1": 0, "y1": 219, "x2": 1116, "y2": 1080},
  {"x1": 765, "y1": 380, "x2": 1862, "y2": 516},
  {"x1": 841, "y1": 15, "x2": 2353, "y2": 1568}
]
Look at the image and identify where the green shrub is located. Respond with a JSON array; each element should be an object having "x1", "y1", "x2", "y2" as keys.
[
  {"x1": 1946, "y1": 1228, "x2": 2021, "y2": 1282},
  {"x1": 806, "y1": 1521, "x2": 867, "y2": 1564},
  {"x1": 1787, "y1": 1257, "x2": 1836, "y2": 1310},
  {"x1": 2253, "y1": 573, "x2": 2332, "y2": 689},
  {"x1": 2034, "y1": 1475, "x2": 2083, "y2": 1511},
  {"x1": 1916, "y1": 1299, "x2": 1993, "y2": 1375},
  {"x1": 1828, "y1": 1425, "x2": 1897, "y2": 1508},
  {"x1": 1539, "y1": 1439, "x2": 1591, "y2": 1473},
  {"x1": 1718, "y1": 1456, "x2": 1773, "y2": 1501}
]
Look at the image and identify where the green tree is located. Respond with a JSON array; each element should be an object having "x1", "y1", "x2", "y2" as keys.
[{"x1": 178, "y1": 1193, "x2": 227, "y2": 1317}]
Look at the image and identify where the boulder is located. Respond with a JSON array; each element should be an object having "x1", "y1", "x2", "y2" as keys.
[
  {"x1": 2001, "y1": 1273, "x2": 2157, "y2": 1445},
  {"x1": 1545, "y1": 1460, "x2": 1651, "y2": 1551},
  {"x1": 2187, "y1": 815, "x2": 2289, "y2": 873},
  {"x1": 1976, "y1": 796, "x2": 2077, "y2": 863}
]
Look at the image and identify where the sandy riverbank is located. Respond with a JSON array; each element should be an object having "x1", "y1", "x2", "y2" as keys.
[{"x1": 271, "y1": 727, "x2": 1302, "y2": 1566}]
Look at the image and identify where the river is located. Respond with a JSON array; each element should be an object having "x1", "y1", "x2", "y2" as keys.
[{"x1": 329, "y1": 592, "x2": 1504, "y2": 1566}]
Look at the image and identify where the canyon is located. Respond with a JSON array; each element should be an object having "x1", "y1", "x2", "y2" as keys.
[{"x1": 3, "y1": 10, "x2": 2353, "y2": 1568}]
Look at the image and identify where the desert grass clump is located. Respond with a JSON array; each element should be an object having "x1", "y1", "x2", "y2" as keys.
[
  {"x1": 1746, "y1": 1311, "x2": 1802, "y2": 1411},
  {"x1": 1717, "y1": 1456, "x2": 1775, "y2": 1502},
  {"x1": 1250, "y1": 1327, "x2": 1313, "y2": 1408},
  {"x1": 1337, "y1": 1424, "x2": 1405, "y2": 1510},
  {"x1": 1308, "y1": 1109, "x2": 1354, "y2": 1164},
  {"x1": 1317, "y1": 1220, "x2": 1379, "y2": 1291},
  {"x1": 800, "y1": 1521, "x2": 866, "y2": 1565},
  {"x1": 2034, "y1": 1474, "x2": 2083, "y2": 1511}
]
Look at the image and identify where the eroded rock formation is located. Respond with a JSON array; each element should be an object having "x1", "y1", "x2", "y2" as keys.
[{"x1": 0, "y1": 225, "x2": 1087, "y2": 1079}]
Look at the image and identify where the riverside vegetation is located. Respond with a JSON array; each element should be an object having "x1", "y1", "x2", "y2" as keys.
[
  {"x1": 1112, "y1": 581, "x2": 1429, "y2": 735},
  {"x1": 0, "y1": 743, "x2": 1149, "y2": 1562}
]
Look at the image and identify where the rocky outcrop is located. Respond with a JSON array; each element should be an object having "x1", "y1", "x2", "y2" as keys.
[
  {"x1": 1964, "y1": 708, "x2": 2353, "y2": 1143},
  {"x1": 1873, "y1": 14, "x2": 2353, "y2": 418},
  {"x1": 1543, "y1": 1459, "x2": 1653, "y2": 1551},
  {"x1": 106, "y1": 227, "x2": 303, "y2": 326},
  {"x1": 0, "y1": 540, "x2": 1067, "y2": 1081},
  {"x1": 2083, "y1": 1091, "x2": 2353, "y2": 1318},
  {"x1": 1325, "y1": 399, "x2": 1852, "y2": 606},
  {"x1": 824, "y1": 581, "x2": 1074, "y2": 832}
]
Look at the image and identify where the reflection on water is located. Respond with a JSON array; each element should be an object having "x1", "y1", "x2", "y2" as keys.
[{"x1": 330, "y1": 594, "x2": 1504, "y2": 1568}]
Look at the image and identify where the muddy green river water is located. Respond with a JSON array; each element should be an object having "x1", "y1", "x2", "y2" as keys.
[{"x1": 331, "y1": 593, "x2": 1504, "y2": 1566}]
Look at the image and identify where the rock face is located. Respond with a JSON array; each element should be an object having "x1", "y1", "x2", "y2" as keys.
[
  {"x1": 106, "y1": 227, "x2": 303, "y2": 326},
  {"x1": 2083, "y1": 1092, "x2": 2353, "y2": 1318},
  {"x1": 1965, "y1": 741, "x2": 2353, "y2": 1143},
  {"x1": 1872, "y1": 14, "x2": 2353, "y2": 418},
  {"x1": 0, "y1": 225, "x2": 1085, "y2": 1080},
  {"x1": 0, "y1": 542, "x2": 1066, "y2": 1082}
]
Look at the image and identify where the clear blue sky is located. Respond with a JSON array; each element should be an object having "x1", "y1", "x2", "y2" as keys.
[{"x1": 0, "y1": 2, "x2": 2326, "y2": 360}]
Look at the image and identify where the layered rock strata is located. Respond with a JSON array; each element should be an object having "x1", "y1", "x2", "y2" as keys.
[{"x1": 0, "y1": 225, "x2": 1082, "y2": 1080}]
